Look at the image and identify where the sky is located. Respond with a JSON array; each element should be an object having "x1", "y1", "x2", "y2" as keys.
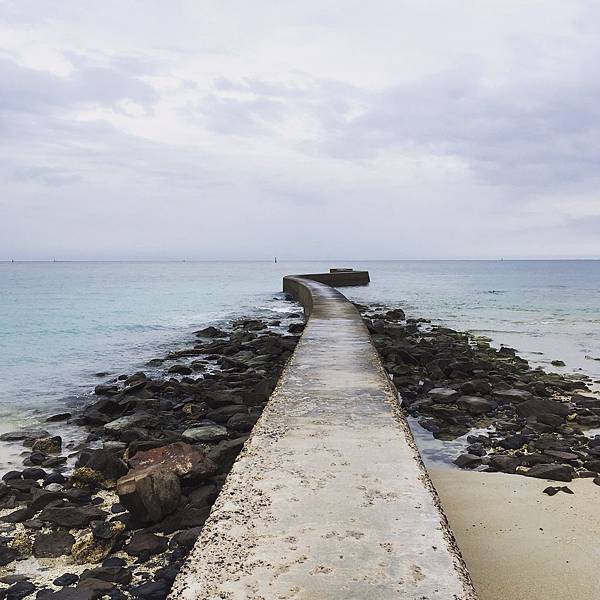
[{"x1": 1, "y1": 0, "x2": 599, "y2": 260}]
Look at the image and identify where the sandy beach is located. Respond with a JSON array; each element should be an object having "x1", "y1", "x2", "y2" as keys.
[{"x1": 429, "y1": 467, "x2": 600, "y2": 600}]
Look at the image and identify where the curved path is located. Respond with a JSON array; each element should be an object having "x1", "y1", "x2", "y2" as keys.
[{"x1": 171, "y1": 273, "x2": 477, "y2": 599}]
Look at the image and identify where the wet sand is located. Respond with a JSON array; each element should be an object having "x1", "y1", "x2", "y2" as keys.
[{"x1": 429, "y1": 467, "x2": 600, "y2": 600}]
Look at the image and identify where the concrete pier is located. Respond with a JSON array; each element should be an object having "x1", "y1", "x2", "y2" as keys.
[{"x1": 171, "y1": 271, "x2": 477, "y2": 599}]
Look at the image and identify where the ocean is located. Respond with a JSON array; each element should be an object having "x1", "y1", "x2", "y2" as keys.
[{"x1": 1, "y1": 260, "x2": 599, "y2": 470}]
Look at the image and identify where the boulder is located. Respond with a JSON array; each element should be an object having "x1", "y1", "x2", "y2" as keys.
[
  {"x1": 71, "y1": 522, "x2": 125, "y2": 564},
  {"x1": 124, "y1": 532, "x2": 168, "y2": 557},
  {"x1": 572, "y1": 393, "x2": 600, "y2": 409},
  {"x1": 453, "y1": 454, "x2": 482, "y2": 469},
  {"x1": 516, "y1": 398, "x2": 570, "y2": 418},
  {"x1": 117, "y1": 467, "x2": 180, "y2": 524},
  {"x1": 0, "y1": 430, "x2": 49, "y2": 443},
  {"x1": 129, "y1": 442, "x2": 216, "y2": 480},
  {"x1": 492, "y1": 389, "x2": 532, "y2": 403},
  {"x1": 33, "y1": 531, "x2": 75, "y2": 558},
  {"x1": 456, "y1": 396, "x2": 497, "y2": 414},
  {"x1": 427, "y1": 388, "x2": 459, "y2": 403},
  {"x1": 104, "y1": 413, "x2": 155, "y2": 434},
  {"x1": 195, "y1": 326, "x2": 227, "y2": 338},
  {"x1": 489, "y1": 454, "x2": 520, "y2": 474},
  {"x1": 182, "y1": 425, "x2": 228, "y2": 443},
  {"x1": 207, "y1": 437, "x2": 247, "y2": 472},
  {"x1": 38, "y1": 505, "x2": 107, "y2": 529},
  {"x1": 168, "y1": 364, "x2": 193, "y2": 375},
  {"x1": 130, "y1": 579, "x2": 170, "y2": 600},
  {"x1": 524, "y1": 463, "x2": 573, "y2": 482},
  {"x1": 75, "y1": 450, "x2": 128, "y2": 481}
]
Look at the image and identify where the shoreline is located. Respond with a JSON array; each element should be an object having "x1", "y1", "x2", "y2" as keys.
[{"x1": 0, "y1": 297, "x2": 598, "y2": 599}]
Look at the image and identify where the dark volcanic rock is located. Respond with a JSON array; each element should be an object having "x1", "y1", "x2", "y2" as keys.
[
  {"x1": 124, "y1": 532, "x2": 168, "y2": 557},
  {"x1": 38, "y1": 505, "x2": 107, "y2": 529},
  {"x1": 6, "y1": 581, "x2": 36, "y2": 600},
  {"x1": 524, "y1": 463, "x2": 573, "y2": 482},
  {"x1": 130, "y1": 579, "x2": 170, "y2": 600},
  {"x1": 516, "y1": 398, "x2": 570, "y2": 418},
  {"x1": 33, "y1": 531, "x2": 75, "y2": 558},
  {"x1": 75, "y1": 450, "x2": 128, "y2": 481},
  {"x1": 117, "y1": 468, "x2": 180, "y2": 524},
  {"x1": 456, "y1": 396, "x2": 497, "y2": 414}
]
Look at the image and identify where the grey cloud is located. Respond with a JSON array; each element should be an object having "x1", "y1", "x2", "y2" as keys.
[{"x1": 0, "y1": 55, "x2": 157, "y2": 115}]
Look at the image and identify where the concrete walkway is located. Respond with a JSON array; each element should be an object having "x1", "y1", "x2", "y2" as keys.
[{"x1": 171, "y1": 274, "x2": 477, "y2": 599}]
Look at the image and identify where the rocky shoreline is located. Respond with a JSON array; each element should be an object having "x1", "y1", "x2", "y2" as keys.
[
  {"x1": 358, "y1": 302, "x2": 600, "y2": 487},
  {"x1": 1, "y1": 297, "x2": 599, "y2": 600},
  {"x1": 0, "y1": 308, "x2": 304, "y2": 600}
]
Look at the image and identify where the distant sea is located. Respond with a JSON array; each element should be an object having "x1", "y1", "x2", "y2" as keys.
[{"x1": 1, "y1": 260, "x2": 599, "y2": 468}]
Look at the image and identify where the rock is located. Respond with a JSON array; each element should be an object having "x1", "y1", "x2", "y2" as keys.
[
  {"x1": 21, "y1": 468, "x2": 46, "y2": 481},
  {"x1": 104, "y1": 413, "x2": 155, "y2": 434},
  {"x1": 124, "y1": 532, "x2": 168, "y2": 557},
  {"x1": 9, "y1": 531, "x2": 32, "y2": 559},
  {"x1": 43, "y1": 472, "x2": 66, "y2": 486},
  {"x1": 385, "y1": 308, "x2": 406, "y2": 320},
  {"x1": 287, "y1": 323, "x2": 305, "y2": 334},
  {"x1": 195, "y1": 326, "x2": 227, "y2": 338},
  {"x1": 79, "y1": 566, "x2": 131, "y2": 586},
  {"x1": 572, "y1": 393, "x2": 600, "y2": 409},
  {"x1": 206, "y1": 405, "x2": 247, "y2": 424},
  {"x1": 456, "y1": 395, "x2": 497, "y2": 414},
  {"x1": 551, "y1": 360, "x2": 566, "y2": 367},
  {"x1": 75, "y1": 450, "x2": 128, "y2": 481},
  {"x1": 492, "y1": 389, "x2": 532, "y2": 403},
  {"x1": 117, "y1": 467, "x2": 180, "y2": 524},
  {"x1": 543, "y1": 486, "x2": 560, "y2": 496},
  {"x1": 489, "y1": 455, "x2": 520, "y2": 474},
  {"x1": 76, "y1": 578, "x2": 115, "y2": 598},
  {"x1": 182, "y1": 425, "x2": 228, "y2": 443},
  {"x1": 170, "y1": 527, "x2": 202, "y2": 550},
  {"x1": 38, "y1": 505, "x2": 107, "y2": 529},
  {"x1": 31, "y1": 436, "x2": 62, "y2": 454},
  {"x1": 130, "y1": 579, "x2": 170, "y2": 600},
  {"x1": 46, "y1": 413, "x2": 72, "y2": 423},
  {"x1": 129, "y1": 443, "x2": 216, "y2": 480},
  {"x1": 516, "y1": 398, "x2": 570, "y2": 418},
  {"x1": 427, "y1": 388, "x2": 459, "y2": 403},
  {"x1": 69, "y1": 468, "x2": 104, "y2": 489},
  {"x1": 53, "y1": 575, "x2": 79, "y2": 587},
  {"x1": 168, "y1": 364, "x2": 192, "y2": 375},
  {"x1": 453, "y1": 454, "x2": 482, "y2": 468},
  {"x1": 524, "y1": 463, "x2": 573, "y2": 482},
  {"x1": 207, "y1": 437, "x2": 247, "y2": 472},
  {"x1": 2, "y1": 471, "x2": 22, "y2": 481},
  {"x1": 226, "y1": 412, "x2": 258, "y2": 432},
  {"x1": 543, "y1": 449, "x2": 578, "y2": 462},
  {"x1": 33, "y1": 531, "x2": 75, "y2": 558},
  {"x1": 6, "y1": 581, "x2": 36, "y2": 600},
  {"x1": 71, "y1": 522, "x2": 125, "y2": 564},
  {"x1": 0, "y1": 545, "x2": 19, "y2": 566},
  {"x1": 498, "y1": 433, "x2": 529, "y2": 450},
  {"x1": 39, "y1": 589, "x2": 94, "y2": 600},
  {"x1": 0, "y1": 430, "x2": 49, "y2": 442}
]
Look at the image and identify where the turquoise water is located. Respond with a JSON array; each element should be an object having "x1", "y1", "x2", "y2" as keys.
[{"x1": 1, "y1": 260, "x2": 599, "y2": 436}]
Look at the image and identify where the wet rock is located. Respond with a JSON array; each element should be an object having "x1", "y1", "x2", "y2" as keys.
[
  {"x1": 453, "y1": 453, "x2": 482, "y2": 469},
  {"x1": 572, "y1": 392, "x2": 600, "y2": 408},
  {"x1": 129, "y1": 442, "x2": 216, "y2": 480},
  {"x1": 117, "y1": 468, "x2": 180, "y2": 524},
  {"x1": 21, "y1": 468, "x2": 47, "y2": 481},
  {"x1": 182, "y1": 425, "x2": 228, "y2": 443},
  {"x1": 124, "y1": 532, "x2": 168, "y2": 557},
  {"x1": 33, "y1": 531, "x2": 75, "y2": 558},
  {"x1": 195, "y1": 326, "x2": 227, "y2": 338},
  {"x1": 3, "y1": 471, "x2": 22, "y2": 481},
  {"x1": 0, "y1": 430, "x2": 49, "y2": 443},
  {"x1": 46, "y1": 413, "x2": 72, "y2": 423},
  {"x1": 524, "y1": 463, "x2": 573, "y2": 482},
  {"x1": 168, "y1": 364, "x2": 193, "y2": 376}
]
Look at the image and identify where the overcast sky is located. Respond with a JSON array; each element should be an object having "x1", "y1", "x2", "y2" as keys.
[{"x1": 1, "y1": 1, "x2": 599, "y2": 260}]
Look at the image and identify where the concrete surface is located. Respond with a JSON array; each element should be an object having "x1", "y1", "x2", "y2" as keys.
[{"x1": 170, "y1": 273, "x2": 477, "y2": 599}]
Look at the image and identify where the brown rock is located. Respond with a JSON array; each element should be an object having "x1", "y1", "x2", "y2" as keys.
[{"x1": 129, "y1": 442, "x2": 216, "y2": 480}]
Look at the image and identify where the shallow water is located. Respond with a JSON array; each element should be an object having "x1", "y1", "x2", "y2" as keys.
[{"x1": 1, "y1": 260, "x2": 599, "y2": 470}]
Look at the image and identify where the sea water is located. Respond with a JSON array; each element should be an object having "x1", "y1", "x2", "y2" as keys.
[{"x1": 1, "y1": 260, "x2": 599, "y2": 469}]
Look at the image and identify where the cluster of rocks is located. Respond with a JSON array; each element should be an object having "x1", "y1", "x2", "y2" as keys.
[
  {"x1": 0, "y1": 313, "x2": 303, "y2": 600},
  {"x1": 359, "y1": 303, "x2": 600, "y2": 485}
]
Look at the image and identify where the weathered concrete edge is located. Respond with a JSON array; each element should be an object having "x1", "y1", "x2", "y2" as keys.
[
  {"x1": 283, "y1": 274, "x2": 478, "y2": 596},
  {"x1": 170, "y1": 275, "x2": 478, "y2": 599}
]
